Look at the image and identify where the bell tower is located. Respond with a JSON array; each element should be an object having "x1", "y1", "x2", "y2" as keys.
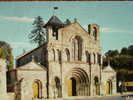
[
  {"x1": 88, "y1": 24, "x2": 100, "y2": 41},
  {"x1": 44, "y1": 16, "x2": 65, "y2": 42}
]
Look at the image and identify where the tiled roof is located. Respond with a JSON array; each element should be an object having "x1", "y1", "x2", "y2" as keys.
[
  {"x1": 16, "y1": 43, "x2": 47, "y2": 59},
  {"x1": 44, "y1": 15, "x2": 64, "y2": 27},
  {"x1": 16, "y1": 49, "x2": 33, "y2": 59}
]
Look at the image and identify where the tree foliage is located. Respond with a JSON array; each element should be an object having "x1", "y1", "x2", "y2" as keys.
[
  {"x1": 0, "y1": 41, "x2": 14, "y2": 71},
  {"x1": 120, "y1": 47, "x2": 128, "y2": 55},
  {"x1": 103, "y1": 55, "x2": 133, "y2": 70},
  {"x1": 105, "y1": 50, "x2": 119, "y2": 58},
  {"x1": 103, "y1": 45, "x2": 133, "y2": 70},
  {"x1": 28, "y1": 16, "x2": 46, "y2": 47},
  {"x1": 127, "y1": 45, "x2": 133, "y2": 56}
]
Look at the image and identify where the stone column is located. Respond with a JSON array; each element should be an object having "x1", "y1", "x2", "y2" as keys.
[
  {"x1": 83, "y1": 83, "x2": 85, "y2": 96},
  {"x1": 84, "y1": 84, "x2": 87, "y2": 96},
  {"x1": 0, "y1": 59, "x2": 7, "y2": 100},
  {"x1": 88, "y1": 84, "x2": 90, "y2": 96}
]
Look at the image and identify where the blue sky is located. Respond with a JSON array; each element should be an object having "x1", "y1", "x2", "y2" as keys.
[{"x1": 0, "y1": 1, "x2": 133, "y2": 58}]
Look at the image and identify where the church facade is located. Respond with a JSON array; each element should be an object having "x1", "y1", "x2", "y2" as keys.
[
  {"x1": 16, "y1": 16, "x2": 102, "y2": 99},
  {"x1": 0, "y1": 16, "x2": 116, "y2": 100}
]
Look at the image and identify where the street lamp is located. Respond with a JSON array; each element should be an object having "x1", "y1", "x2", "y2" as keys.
[{"x1": 119, "y1": 80, "x2": 124, "y2": 95}]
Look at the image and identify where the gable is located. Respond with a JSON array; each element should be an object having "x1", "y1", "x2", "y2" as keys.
[
  {"x1": 102, "y1": 65, "x2": 115, "y2": 73},
  {"x1": 61, "y1": 22, "x2": 88, "y2": 34},
  {"x1": 60, "y1": 22, "x2": 90, "y2": 42},
  {"x1": 16, "y1": 60, "x2": 46, "y2": 71}
]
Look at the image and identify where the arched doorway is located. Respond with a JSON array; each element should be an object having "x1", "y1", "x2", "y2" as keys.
[
  {"x1": 32, "y1": 80, "x2": 42, "y2": 98},
  {"x1": 106, "y1": 80, "x2": 112, "y2": 95},
  {"x1": 67, "y1": 68, "x2": 90, "y2": 96},
  {"x1": 54, "y1": 76, "x2": 61, "y2": 98}
]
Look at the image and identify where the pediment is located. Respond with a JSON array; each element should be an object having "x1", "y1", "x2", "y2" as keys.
[
  {"x1": 102, "y1": 65, "x2": 115, "y2": 73},
  {"x1": 60, "y1": 22, "x2": 90, "y2": 42},
  {"x1": 61, "y1": 22, "x2": 88, "y2": 34},
  {"x1": 16, "y1": 60, "x2": 46, "y2": 71}
]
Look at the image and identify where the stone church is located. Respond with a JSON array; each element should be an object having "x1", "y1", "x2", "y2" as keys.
[
  {"x1": 16, "y1": 15, "x2": 102, "y2": 99},
  {"x1": 0, "y1": 15, "x2": 117, "y2": 100}
]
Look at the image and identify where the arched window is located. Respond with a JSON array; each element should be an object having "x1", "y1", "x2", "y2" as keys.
[
  {"x1": 97, "y1": 54, "x2": 101, "y2": 65},
  {"x1": 72, "y1": 38, "x2": 78, "y2": 60},
  {"x1": 52, "y1": 49, "x2": 55, "y2": 61},
  {"x1": 65, "y1": 48, "x2": 70, "y2": 62},
  {"x1": 94, "y1": 76, "x2": 99, "y2": 85},
  {"x1": 94, "y1": 76, "x2": 100, "y2": 95},
  {"x1": 85, "y1": 51, "x2": 91, "y2": 64},
  {"x1": 55, "y1": 77, "x2": 61, "y2": 89},
  {"x1": 57, "y1": 50, "x2": 61, "y2": 62},
  {"x1": 93, "y1": 27, "x2": 97, "y2": 40},
  {"x1": 72, "y1": 36, "x2": 83, "y2": 61},
  {"x1": 93, "y1": 53, "x2": 96, "y2": 64}
]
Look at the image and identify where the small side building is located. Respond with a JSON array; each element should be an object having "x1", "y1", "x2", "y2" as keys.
[
  {"x1": 101, "y1": 64, "x2": 117, "y2": 96},
  {"x1": 14, "y1": 59, "x2": 47, "y2": 100}
]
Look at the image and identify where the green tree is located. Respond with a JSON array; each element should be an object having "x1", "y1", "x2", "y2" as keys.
[
  {"x1": 103, "y1": 44, "x2": 133, "y2": 70},
  {"x1": 127, "y1": 45, "x2": 133, "y2": 56},
  {"x1": 111, "y1": 56, "x2": 133, "y2": 70},
  {"x1": 120, "y1": 47, "x2": 128, "y2": 55},
  {"x1": 0, "y1": 41, "x2": 14, "y2": 71},
  {"x1": 103, "y1": 55, "x2": 133, "y2": 70},
  {"x1": 105, "y1": 50, "x2": 119, "y2": 58},
  {"x1": 28, "y1": 16, "x2": 46, "y2": 47}
]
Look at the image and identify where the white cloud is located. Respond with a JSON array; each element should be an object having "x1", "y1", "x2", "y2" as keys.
[
  {"x1": 83, "y1": 25, "x2": 133, "y2": 34},
  {"x1": 101, "y1": 27, "x2": 112, "y2": 33},
  {"x1": 0, "y1": 16, "x2": 34, "y2": 22},
  {"x1": 10, "y1": 42, "x2": 35, "y2": 49},
  {"x1": 101, "y1": 27, "x2": 133, "y2": 34}
]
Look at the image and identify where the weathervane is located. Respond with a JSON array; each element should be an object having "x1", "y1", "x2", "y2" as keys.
[{"x1": 53, "y1": 7, "x2": 58, "y2": 16}]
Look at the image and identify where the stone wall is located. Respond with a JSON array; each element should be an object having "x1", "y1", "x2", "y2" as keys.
[{"x1": 7, "y1": 93, "x2": 15, "y2": 100}]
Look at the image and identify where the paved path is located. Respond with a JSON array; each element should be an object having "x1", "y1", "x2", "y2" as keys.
[
  {"x1": 64, "y1": 96, "x2": 124, "y2": 100},
  {"x1": 63, "y1": 94, "x2": 133, "y2": 100}
]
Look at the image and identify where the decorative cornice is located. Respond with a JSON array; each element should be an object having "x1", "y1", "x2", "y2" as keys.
[{"x1": 16, "y1": 68, "x2": 44, "y2": 71}]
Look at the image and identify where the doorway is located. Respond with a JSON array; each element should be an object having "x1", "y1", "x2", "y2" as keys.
[
  {"x1": 68, "y1": 77, "x2": 77, "y2": 96},
  {"x1": 106, "y1": 80, "x2": 112, "y2": 95},
  {"x1": 32, "y1": 80, "x2": 42, "y2": 98}
]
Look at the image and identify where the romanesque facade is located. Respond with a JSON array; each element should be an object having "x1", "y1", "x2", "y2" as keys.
[{"x1": 16, "y1": 16, "x2": 102, "y2": 99}]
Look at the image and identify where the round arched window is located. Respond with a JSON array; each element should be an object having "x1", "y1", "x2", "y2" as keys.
[{"x1": 92, "y1": 27, "x2": 97, "y2": 40}]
